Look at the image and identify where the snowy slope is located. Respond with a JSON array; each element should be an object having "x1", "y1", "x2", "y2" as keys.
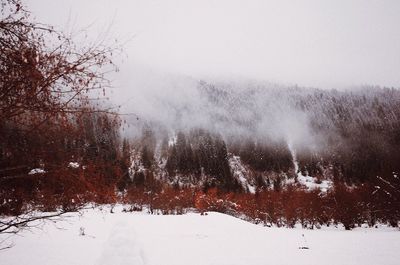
[
  {"x1": 229, "y1": 155, "x2": 256, "y2": 193},
  {"x1": 1, "y1": 206, "x2": 399, "y2": 265}
]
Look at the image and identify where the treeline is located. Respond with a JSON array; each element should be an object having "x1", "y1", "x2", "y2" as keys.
[
  {"x1": 133, "y1": 129, "x2": 242, "y2": 192},
  {"x1": 121, "y1": 175, "x2": 399, "y2": 229},
  {"x1": 293, "y1": 87, "x2": 400, "y2": 183},
  {"x1": 123, "y1": 126, "x2": 399, "y2": 228},
  {"x1": 197, "y1": 81, "x2": 400, "y2": 184},
  {"x1": 230, "y1": 139, "x2": 293, "y2": 174}
]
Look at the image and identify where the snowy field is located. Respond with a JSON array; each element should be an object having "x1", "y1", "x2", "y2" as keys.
[{"x1": 1, "y1": 206, "x2": 399, "y2": 265}]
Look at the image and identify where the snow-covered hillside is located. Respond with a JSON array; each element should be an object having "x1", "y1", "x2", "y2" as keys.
[{"x1": 1, "y1": 206, "x2": 399, "y2": 265}]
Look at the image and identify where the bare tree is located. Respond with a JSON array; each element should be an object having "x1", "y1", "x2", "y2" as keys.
[
  {"x1": 0, "y1": 0, "x2": 120, "y2": 243},
  {"x1": 0, "y1": 0, "x2": 119, "y2": 128}
]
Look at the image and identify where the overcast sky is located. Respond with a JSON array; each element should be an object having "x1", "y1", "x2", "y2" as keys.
[{"x1": 26, "y1": 0, "x2": 400, "y2": 89}]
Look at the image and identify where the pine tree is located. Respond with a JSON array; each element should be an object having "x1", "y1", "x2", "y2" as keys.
[{"x1": 141, "y1": 145, "x2": 153, "y2": 169}]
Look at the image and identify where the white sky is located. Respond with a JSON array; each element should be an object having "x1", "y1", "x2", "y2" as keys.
[{"x1": 26, "y1": 0, "x2": 400, "y2": 89}]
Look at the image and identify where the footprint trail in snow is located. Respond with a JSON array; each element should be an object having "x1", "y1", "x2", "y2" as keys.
[{"x1": 96, "y1": 221, "x2": 146, "y2": 265}]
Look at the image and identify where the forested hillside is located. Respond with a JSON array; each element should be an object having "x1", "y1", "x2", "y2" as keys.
[
  {"x1": 119, "y1": 81, "x2": 400, "y2": 229},
  {"x1": 131, "y1": 81, "x2": 400, "y2": 185}
]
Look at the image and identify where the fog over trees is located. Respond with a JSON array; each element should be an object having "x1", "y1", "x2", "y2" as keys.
[
  {"x1": 128, "y1": 79, "x2": 400, "y2": 184},
  {"x1": 121, "y1": 79, "x2": 400, "y2": 229}
]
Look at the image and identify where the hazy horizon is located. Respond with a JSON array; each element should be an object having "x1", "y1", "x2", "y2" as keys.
[
  {"x1": 24, "y1": 0, "x2": 400, "y2": 144},
  {"x1": 26, "y1": 0, "x2": 400, "y2": 91}
]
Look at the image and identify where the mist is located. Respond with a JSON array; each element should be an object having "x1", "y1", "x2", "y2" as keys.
[
  {"x1": 25, "y1": 0, "x2": 400, "y2": 150},
  {"x1": 26, "y1": 0, "x2": 400, "y2": 89},
  {"x1": 116, "y1": 66, "x2": 321, "y2": 154}
]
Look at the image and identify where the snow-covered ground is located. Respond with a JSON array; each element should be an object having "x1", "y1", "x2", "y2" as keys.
[
  {"x1": 229, "y1": 155, "x2": 256, "y2": 193},
  {"x1": 297, "y1": 173, "x2": 333, "y2": 193},
  {"x1": 1, "y1": 206, "x2": 399, "y2": 265}
]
